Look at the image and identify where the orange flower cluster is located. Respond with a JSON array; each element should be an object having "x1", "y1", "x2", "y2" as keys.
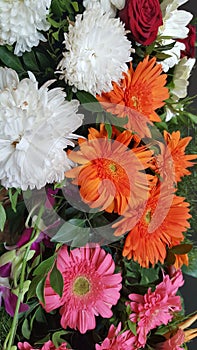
[{"x1": 66, "y1": 56, "x2": 196, "y2": 270}]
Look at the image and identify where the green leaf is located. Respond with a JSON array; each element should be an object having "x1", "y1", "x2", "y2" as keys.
[
  {"x1": 0, "y1": 202, "x2": 6, "y2": 232},
  {"x1": 52, "y1": 330, "x2": 70, "y2": 348},
  {"x1": 22, "y1": 51, "x2": 39, "y2": 71},
  {"x1": 49, "y1": 263, "x2": 64, "y2": 297},
  {"x1": 182, "y1": 246, "x2": 197, "y2": 278},
  {"x1": 51, "y1": 220, "x2": 85, "y2": 243},
  {"x1": 140, "y1": 266, "x2": 160, "y2": 285},
  {"x1": 36, "y1": 276, "x2": 47, "y2": 305},
  {"x1": 128, "y1": 320, "x2": 137, "y2": 336},
  {"x1": 22, "y1": 318, "x2": 31, "y2": 339},
  {"x1": 71, "y1": 1, "x2": 79, "y2": 12},
  {"x1": 8, "y1": 188, "x2": 21, "y2": 213},
  {"x1": 76, "y1": 91, "x2": 103, "y2": 112},
  {"x1": 0, "y1": 46, "x2": 25, "y2": 72},
  {"x1": 105, "y1": 123, "x2": 112, "y2": 139},
  {"x1": 170, "y1": 244, "x2": 193, "y2": 255},
  {"x1": 33, "y1": 255, "x2": 56, "y2": 276}
]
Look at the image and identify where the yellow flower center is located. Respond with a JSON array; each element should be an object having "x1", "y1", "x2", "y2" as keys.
[{"x1": 73, "y1": 276, "x2": 90, "y2": 296}]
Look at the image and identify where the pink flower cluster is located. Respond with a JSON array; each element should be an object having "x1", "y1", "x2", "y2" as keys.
[
  {"x1": 128, "y1": 270, "x2": 184, "y2": 347},
  {"x1": 18, "y1": 340, "x2": 69, "y2": 350},
  {"x1": 95, "y1": 322, "x2": 137, "y2": 350}
]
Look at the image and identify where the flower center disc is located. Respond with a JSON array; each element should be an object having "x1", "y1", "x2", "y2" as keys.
[{"x1": 73, "y1": 276, "x2": 90, "y2": 296}]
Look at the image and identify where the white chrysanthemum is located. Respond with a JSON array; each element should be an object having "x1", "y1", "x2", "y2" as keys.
[
  {"x1": 0, "y1": 0, "x2": 52, "y2": 56},
  {"x1": 165, "y1": 57, "x2": 196, "y2": 121},
  {"x1": 0, "y1": 67, "x2": 84, "y2": 190},
  {"x1": 83, "y1": 0, "x2": 125, "y2": 17},
  {"x1": 57, "y1": 7, "x2": 132, "y2": 96}
]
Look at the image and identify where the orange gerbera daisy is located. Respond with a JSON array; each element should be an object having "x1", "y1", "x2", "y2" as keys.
[
  {"x1": 163, "y1": 130, "x2": 197, "y2": 182},
  {"x1": 66, "y1": 126, "x2": 152, "y2": 215},
  {"x1": 97, "y1": 56, "x2": 169, "y2": 137},
  {"x1": 174, "y1": 253, "x2": 189, "y2": 269},
  {"x1": 113, "y1": 184, "x2": 191, "y2": 267}
]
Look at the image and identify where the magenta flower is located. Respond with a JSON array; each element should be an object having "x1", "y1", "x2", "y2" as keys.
[
  {"x1": 128, "y1": 270, "x2": 184, "y2": 347},
  {"x1": 17, "y1": 228, "x2": 53, "y2": 256},
  {"x1": 95, "y1": 322, "x2": 137, "y2": 349},
  {"x1": 18, "y1": 340, "x2": 70, "y2": 350},
  {"x1": 43, "y1": 245, "x2": 122, "y2": 334},
  {"x1": 0, "y1": 276, "x2": 28, "y2": 317}
]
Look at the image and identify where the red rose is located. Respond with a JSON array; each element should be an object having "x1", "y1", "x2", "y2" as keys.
[
  {"x1": 119, "y1": 0, "x2": 163, "y2": 46},
  {"x1": 178, "y1": 25, "x2": 196, "y2": 58}
]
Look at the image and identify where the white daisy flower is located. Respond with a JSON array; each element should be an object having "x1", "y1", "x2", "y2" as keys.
[
  {"x1": 159, "y1": 0, "x2": 193, "y2": 39},
  {"x1": 0, "y1": 67, "x2": 84, "y2": 190},
  {"x1": 159, "y1": 40, "x2": 186, "y2": 72},
  {"x1": 0, "y1": 0, "x2": 52, "y2": 56},
  {"x1": 57, "y1": 6, "x2": 132, "y2": 96},
  {"x1": 157, "y1": 0, "x2": 193, "y2": 72},
  {"x1": 83, "y1": 0, "x2": 125, "y2": 17}
]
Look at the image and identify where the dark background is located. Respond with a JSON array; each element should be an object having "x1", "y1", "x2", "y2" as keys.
[{"x1": 180, "y1": 1, "x2": 197, "y2": 349}]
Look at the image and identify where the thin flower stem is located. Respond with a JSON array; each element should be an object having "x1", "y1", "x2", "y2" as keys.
[{"x1": 3, "y1": 205, "x2": 44, "y2": 350}]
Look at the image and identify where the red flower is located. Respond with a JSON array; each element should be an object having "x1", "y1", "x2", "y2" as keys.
[
  {"x1": 119, "y1": 0, "x2": 163, "y2": 46},
  {"x1": 178, "y1": 25, "x2": 196, "y2": 58}
]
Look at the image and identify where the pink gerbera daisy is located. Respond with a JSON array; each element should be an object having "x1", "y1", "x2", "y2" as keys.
[
  {"x1": 95, "y1": 322, "x2": 137, "y2": 350},
  {"x1": 18, "y1": 340, "x2": 69, "y2": 350},
  {"x1": 43, "y1": 245, "x2": 122, "y2": 334},
  {"x1": 128, "y1": 270, "x2": 184, "y2": 348}
]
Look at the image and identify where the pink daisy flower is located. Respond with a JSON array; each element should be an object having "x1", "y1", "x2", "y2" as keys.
[
  {"x1": 128, "y1": 270, "x2": 184, "y2": 348},
  {"x1": 156, "y1": 329, "x2": 185, "y2": 350},
  {"x1": 95, "y1": 322, "x2": 137, "y2": 350},
  {"x1": 17, "y1": 340, "x2": 69, "y2": 350},
  {"x1": 43, "y1": 245, "x2": 122, "y2": 334}
]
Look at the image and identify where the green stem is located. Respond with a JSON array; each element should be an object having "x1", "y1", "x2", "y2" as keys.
[
  {"x1": 4, "y1": 243, "x2": 32, "y2": 350},
  {"x1": 3, "y1": 205, "x2": 44, "y2": 350}
]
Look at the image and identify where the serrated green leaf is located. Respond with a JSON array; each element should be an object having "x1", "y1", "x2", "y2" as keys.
[
  {"x1": 0, "y1": 46, "x2": 25, "y2": 72},
  {"x1": 49, "y1": 263, "x2": 64, "y2": 297},
  {"x1": 33, "y1": 255, "x2": 55, "y2": 276},
  {"x1": 36, "y1": 276, "x2": 47, "y2": 305},
  {"x1": 0, "y1": 202, "x2": 6, "y2": 231},
  {"x1": 170, "y1": 244, "x2": 193, "y2": 255}
]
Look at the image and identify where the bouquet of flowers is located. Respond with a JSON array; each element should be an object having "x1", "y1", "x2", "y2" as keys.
[{"x1": 0, "y1": 0, "x2": 197, "y2": 349}]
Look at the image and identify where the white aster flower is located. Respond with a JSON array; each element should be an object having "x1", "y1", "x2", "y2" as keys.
[
  {"x1": 165, "y1": 57, "x2": 195, "y2": 121},
  {"x1": 57, "y1": 6, "x2": 132, "y2": 96},
  {"x1": 0, "y1": 67, "x2": 84, "y2": 190},
  {"x1": 0, "y1": 0, "x2": 52, "y2": 56},
  {"x1": 83, "y1": 0, "x2": 125, "y2": 17}
]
